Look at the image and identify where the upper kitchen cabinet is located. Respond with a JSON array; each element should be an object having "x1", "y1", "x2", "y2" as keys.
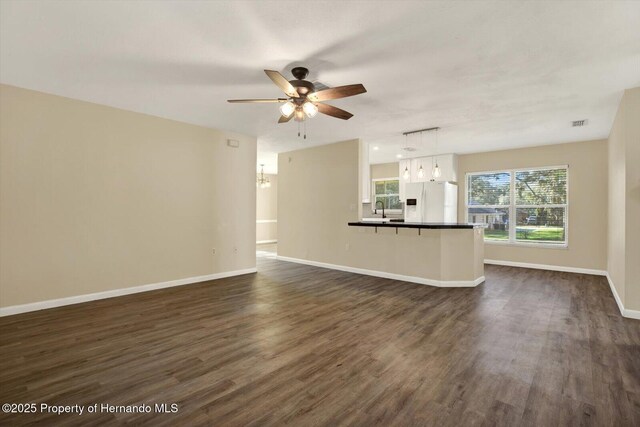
[
  {"x1": 410, "y1": 154, "x2": 458, "y2": 183},
  {"x1": 399, "y1": 154, "x2": 457, "y2": 201},
  {"x1": 398, "y1": 159, "x2": 412, "y2": 201},
  {"x1": 430, "y1": 154, "x2": 458, "y2": 183},
  {"x1": 400, "y1": 154, "x2": 458, "y2": 200},
  {"x1": 410, "y1": 157, "x2": 429, "y2": 182}
]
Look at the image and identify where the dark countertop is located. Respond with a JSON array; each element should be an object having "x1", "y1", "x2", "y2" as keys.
[{"x1": 348, "y1": 221, "x2": 484, "y2": 229}]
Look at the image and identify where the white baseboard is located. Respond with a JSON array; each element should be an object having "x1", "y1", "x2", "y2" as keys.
[
  {"x1": 606, "y1": 273, "x2": 640, "y2": 320},
  {"x1": 0, "y1": 268, "x2": 258, "y2": 317},
  {"x1": 484, "y1": 259, "x2": 607, "y2": 276},
  {"x1": 256, "y1": 240, "x2": 277, "y2": 244},
  {"x1": 276, "y1": 255, "x2": 484, "y2": 288}
]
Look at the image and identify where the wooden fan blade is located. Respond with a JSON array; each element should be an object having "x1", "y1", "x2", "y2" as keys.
[
  {"x1": 227, "y1": 98, "x2": 287, "y2": 103},
  {"x1": 317, "y1": 103, "x2": 353, "y2": 120},
  {"x1": 307, "y1": 84, "x2": 366, "y2": 102},
  {"x1": 278, "y1": 114, "x2": 294, "y2": 123},
  {"x1": 264, "y1": 70, "x2": 300, "y2": 98}
]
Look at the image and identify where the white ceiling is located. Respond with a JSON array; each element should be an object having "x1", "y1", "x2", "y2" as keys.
[{"x1": 2, "y1": 1, "x2": 639, "y2": 173}]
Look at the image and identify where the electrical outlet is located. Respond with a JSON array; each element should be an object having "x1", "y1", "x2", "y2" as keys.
[
  {"x1": 234, "y1": 247, "x2": 238, "y2": 254},
  {"x1": 345, "y1": 243, "x2": 350, "y2": 250},
  {"x1": 212, "y1": 248, "x2": 216, "y2": 255}
]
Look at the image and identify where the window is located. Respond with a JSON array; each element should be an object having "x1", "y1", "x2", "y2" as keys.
[
  {"x1": 372, "y1": 178, "x2": 402, "y2": 211},
  {"x1": 466, "y1": 166, "x2": 568, "y2": 246}
]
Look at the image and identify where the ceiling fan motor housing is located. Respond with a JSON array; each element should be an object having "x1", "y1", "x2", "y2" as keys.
[
  {"x1": 288, "y1": 67, "x2": 314, "y2": 97},
  {"x1": 290, "y1": 81, "x2": 315, "y2": 97},
  {"x1": 291, "y1": 67, "x2": 309, "y2": 80}
]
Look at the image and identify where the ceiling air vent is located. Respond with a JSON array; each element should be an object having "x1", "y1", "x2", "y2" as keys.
[{"x1": 572, "y1": 119, "x2": 588, "y2": 127}]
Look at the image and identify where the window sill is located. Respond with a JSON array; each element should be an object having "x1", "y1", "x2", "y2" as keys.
[{"x1": 484, "y1": 240, "x2": 568, "y2": 250}]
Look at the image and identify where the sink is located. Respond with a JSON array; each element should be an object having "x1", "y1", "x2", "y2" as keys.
[
  {"x1": 360, "y1": 218, "x2": 404, "y2": 224},
  {"x1": 361, "y1": 218, "x2": 388, "y2": 223}
]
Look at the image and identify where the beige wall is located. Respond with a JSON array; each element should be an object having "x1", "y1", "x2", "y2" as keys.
[
  {"x1": 608, "y1": 96, "x2": 627, "y2": 304},
  {"x1": 371, "y1": 162, "x2": 398, "y2": 179},
  {"x1": 256, "y1": 174, "x2": 277, "y2": 242},
  {"x1": 278, "y1": 140, "x2": 361, "y2": 263},
  {"x1": 0, "y1": 84, "x2": 257, "y2": 308},
  {"x1": 457, "y1": 139, "x2": 608, "y2": 271},
  {"x1": 278, "y1": 140, "x2": 483, "y2": 284},
  {"x1": 608, "y1": 87, "x2": 640, "y2": 312},
  {"x1": 624, "y1": 89, "x2": 640, "y2": 312}
]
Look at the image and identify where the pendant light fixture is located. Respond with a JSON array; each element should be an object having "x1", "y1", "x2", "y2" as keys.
[
  {"x1": 432, "y1": 128, "x2": 441, "y2": 179},
  {"x1": 417, "y1": 130, "x2": 425, "y2": 178},
  {"x1": 402, "y1": 133, "x2": 410, "y2": 180},
  {"x1": 432, "y1": 161, "x2": 442, "y2": 179},
  {"x1": 401, "y1": 126, "x2": 441, "y2": 180},
  {"x1": 256, "y1": 164, "x2": 271, "y2": 189}
]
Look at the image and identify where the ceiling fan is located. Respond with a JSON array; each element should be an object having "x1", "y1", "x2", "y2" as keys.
[{"x1": 227, "y1": 67, "x2": 366, "y2": 134}]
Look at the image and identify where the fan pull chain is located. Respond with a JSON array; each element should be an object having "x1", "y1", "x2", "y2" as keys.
[
  {"x1": 297, "y1": 120, "x2": 300, "y2": 137},
  {"x1": 304, "y1": 120, "x2": 307, "y2": 139}
]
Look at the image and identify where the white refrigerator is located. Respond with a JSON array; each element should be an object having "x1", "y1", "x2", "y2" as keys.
[{"x1": 404, "y1": 182, "x2": 458, "y2": 223}]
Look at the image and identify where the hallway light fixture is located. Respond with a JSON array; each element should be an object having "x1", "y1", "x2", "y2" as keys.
[{"x1": 256, "y1": 164, "x2": 271, "y2": 189}]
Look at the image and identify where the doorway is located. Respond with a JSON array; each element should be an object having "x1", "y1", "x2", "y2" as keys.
[{"x1": 256, "y1": 166, "x2": 277, "y2": 260}]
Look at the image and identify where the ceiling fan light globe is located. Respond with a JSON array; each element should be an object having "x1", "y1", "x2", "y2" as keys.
[
  {"x1": 303, "y1": 102, "x2": 318, "y2": 118},
  {"x1": 279, "y1": 101, "x2": 295, "y2": 117}
]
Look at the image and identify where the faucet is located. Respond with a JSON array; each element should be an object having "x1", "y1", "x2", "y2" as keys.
[{"x1": 374, "y1": 200, "x2": 386, "y2": 218}]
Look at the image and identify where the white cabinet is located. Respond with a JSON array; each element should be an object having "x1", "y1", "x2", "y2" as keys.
[
  {"x1": 411, "y1": 154, "x2": 458, "y2": 183},
  {"x1": 432, "y1": 154, "x2": 458, "y2": 183},
  {"x1": 410, "y1": 158, "x2": 430, "y2": 182},
  {"x1": 360, "y1": 140, "x2": 370, "y2": 203},
  {"x1": 400, "y1": 154, "x2": 458, "y2": 202},
  {"x1": 398, "y1": 159, "x2": 412, "y2": 202}
]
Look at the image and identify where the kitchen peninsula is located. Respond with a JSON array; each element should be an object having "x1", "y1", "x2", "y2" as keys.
[
  {"x1": 277, "y1": 139, "x2": 485, "y2": 289},
  {"x1": 345, "y1": 221, "x2": 485, "y2": 287}
]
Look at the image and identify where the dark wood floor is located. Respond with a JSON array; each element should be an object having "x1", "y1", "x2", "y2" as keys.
[{"x1": 1, "y1": 258, "x2": 639, "y2": 426}]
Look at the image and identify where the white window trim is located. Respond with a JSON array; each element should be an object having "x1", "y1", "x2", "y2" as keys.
[
  {"x1": 465, "y1": 165, "x2": 569, "y2": 248},
  {"x1": 371, "y1": 177, "x2": 402, "y2": 214}
]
